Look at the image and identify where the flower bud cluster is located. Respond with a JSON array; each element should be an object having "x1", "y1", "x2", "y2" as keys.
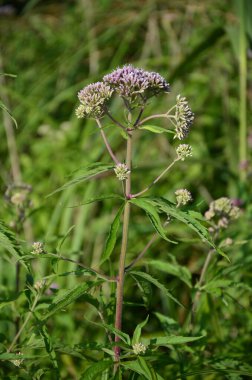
[
  {"x1": 175, "y1": 189, "x2": 192, "y2": 207},
  {"x1": 76, "y1": 82, "x2": 113, "y2": 119},
  {"x1": 76, "y1": 65, "x2": 170, "y2": 119},
  {"x1": 132, "y1": 342, "x2": 147, "y2": 355},
  {"x1": 114, "y1": 163, "x2": 130, "y2": 181},
  {"x1": 11, "y1": 352, "x2": 23, "y2": 367},
  {"x1": 174, "y1": 95, "x2": 194, "y2": 140},
  {"x1": 31, "y1": 241, "x2": 44, "y2": 255},
  {"x1": 205, "y1": 197, "x2": 240, "y2": 231},
  {"x1": 176, "y1": 144, "x2": 192, "y2": 161},
  {"x1": 103, "y1": 65, "x2": 170, "y2": 103}
]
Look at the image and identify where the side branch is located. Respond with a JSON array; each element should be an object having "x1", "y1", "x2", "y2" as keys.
[{"x1": 96, "y1": 119, "x2": 119, "y2": 165}]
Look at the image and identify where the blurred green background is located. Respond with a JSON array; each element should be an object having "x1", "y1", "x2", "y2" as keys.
[{"x1": 0, "y1": 0, "x2": 252, "y2": 378}]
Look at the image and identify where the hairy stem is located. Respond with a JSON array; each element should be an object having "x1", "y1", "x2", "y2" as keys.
[
  {"x1": 96, "y1": 119, "x2": 119, "y2": 164},
  {"x1": 114, "y1": 131, "x2": 132, "y2": 366},
  {"x1": 132, "y1": 158, "x2": 179, "y2": 198}
]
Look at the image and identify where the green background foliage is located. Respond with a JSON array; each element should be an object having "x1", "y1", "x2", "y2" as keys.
[{"x1": 0, "y1": 0, "x2": 252, "y2": 378}]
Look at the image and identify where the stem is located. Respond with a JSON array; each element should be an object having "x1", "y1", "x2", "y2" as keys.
[
  {"x1": 96, "y1": 119, "x2": 119, "y2": 165},
  {"x1": 131, "y1": 158, "x2": 179, "y2": 198},
  {"x1": 191, "y1": 249, "x2": 215, "y2": 315},
  {"x1": 238, "y1": 0, "x2": 247, "y2": 182},
  {"x1": 8, "y1": 293, "x2": 39, "y2": 352},
  {"x1": 125, "y1": 233, "x2": 158, "y2": 271},
  {"x1": 114, "y1": 131, "x2": 132, "y2": 365},
  {"x1": 139, "y1": 113, "x2": 169, "y2": 125},
  {"x1": 104, "y1": 108, "x2": 127, "y2": 131}
]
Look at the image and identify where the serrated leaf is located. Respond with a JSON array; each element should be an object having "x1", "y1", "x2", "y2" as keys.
[
  {"x1": 47, "y1": 163, "x2": 114, "y2": 197},
  {"x1": 130, "y1": 271, "x2": 183, "y2": 307},
  {"x1": 149, "y1": 197, "x2": 228, "y2": 260},
  {"x1": 0, "y1": 220, "x2": 29, "y2": 270},
  {"x1": 122, "y1": 358, "x2": 164, "y2": 380},
  {"x1": 132, "y1": 315, "x2": 149, "y2": 345},
  {"x1": 130, "y1": 198, "x2": 176, "y2": 244},
  {"x1": 139, "y1": 125, "x2": 174, "y2": 135},
  {"x1": 38, "y1": 324, "x2": 59, "y2": 371},
  {"x1": 80, "y1": 361, "x2": 112, "y2": 380},
  {"x1": 147, "y1": 259, "x2": 192, "y2": 288},
  {"x1": 97, "y1": 322, "x2": 131, "y2": 345},
  {"x1": 41, "y1": 281, "x2": 98, "y2": 320},
  {"x1": 149, "y1": 335, "x2": 204, "y2": 346},
  {"x1": 69, "y1": 194, "x2": 123, "y2": 207},
  {"x1": 0, "y1": 101, "x2": 18, "y2": 128},
  {"x1": 101, "y1": 203, "x2": 125, "y2": 263}
]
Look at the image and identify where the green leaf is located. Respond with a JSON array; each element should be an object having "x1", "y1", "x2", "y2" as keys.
[
  {"x1": 153, "y1": 312, "x2": 179, "y2": 333},
  {"x1": 130, "y1": 271, "x2": 183, "y2": 307},
  {"x1": 97, "y1": 322, "x2": 131, "y2": 345},
  {"x1": 149, "y1": 197, "x2": 228, "y2": 259},
  {"x1": 132, "y1": 315, "x2": 149, "y2": 345},
  {"x1": 0, "y1": 220, "x2": 29, "y2": 270},
  {"x1": 47, "y1": 163, "x2": 114, "y2": 197},
  {"x1": 139, "y1": 125, "x2": 174, "y2": 135},
  {"x1": 80, "y1": 361, "x2": 112, "y2": 380},
  {"x1": 149, "y1": 335, "x2": 204, "y2": 346},
  {"x1": 130, "y1": 198, "x2": 176, "y2": 244},
  {"x1": 69, "y1": 194, "x2": 123, "y2": 207},
  {"x1": 0, "y1": 101, "x2": 18, "y2": 128},
  {"x1": 122, "y1": 358, "x2": 164, "y2": 380},
  {"x1": 147, "y1": 259, "x2": 192, "y2": 288},
  {"x1": 41, "y1": 281, "x2": 98, "y2": 320},
  {"x1": 101, "y1": 203, "x2": 125, "y2": 263},
  {"x1": 39, "y1": 324, "x2": 59, "y2": 370}
]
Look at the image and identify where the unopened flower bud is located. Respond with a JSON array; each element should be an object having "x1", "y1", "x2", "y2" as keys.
[
  {"x1": 176, "y1": 144, "x2": 192, "y2": 161},
  {"x1": 132, "y1": 342, "x2": 147, "y2": 355},
  {"x1": 114, "y1": 163, "x2": 130, "y2": 181},
  {"x1": 31, "y1": 242, "x2": 44, "y2": 255},
  {"x1": 175, "y1": 189, "x2": 192, "y2": 207},
  {"x1": 34, "y1": 279, "x2": 46, "y2": 291},
  {"x1": 11, "y1": 352, "x2": 23, "y2": 367}
]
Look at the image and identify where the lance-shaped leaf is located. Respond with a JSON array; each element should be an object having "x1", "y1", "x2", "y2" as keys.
[
  {"x1": 139, "y1": 125, "x2": 174, "y2": 135},
  {"x1": 100, "y1": 203, "x2": 125, "y2": 263},
  {"x1": 132, "y1": 315, "x2": 149, "y2": 345},
  {"x1": 130, "y1": 271, "x2": 183, "y2": 307},
  {"x1": 47, "y1": 163, "x2": 114, "y2": 197},
  {"x1": 80, "y1": 360, "x2": 112, "y2": 380},
  {"x1": 149, "y1": 334, "x2": 204, "y2": 347},
  {"x1": 148, "y1": 197, "x2": 228, "y2": 259},
  {"x1": 130, "y1": 198, "x2": 176, "y2": 244},
  {"x1": 41, "y1": 281, "x2": 99, "y2": 321}
]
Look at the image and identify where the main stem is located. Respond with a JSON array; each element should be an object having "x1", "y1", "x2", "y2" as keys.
[{"x1": 114, "y1": 131, "x2": 132, "y2": 364}]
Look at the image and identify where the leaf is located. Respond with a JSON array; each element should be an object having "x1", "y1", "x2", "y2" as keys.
[
  {"x1": 47, "y1": 163, "x2": 114, "y2": 197},
  {"x1": 122, "y1": 358, "x2": 164, "y2": 380},
  {"x1": 139, "y1": 125, "x2": 174, "y2": 135},
  {"x1": 56, "y1": 225, "x2": 75, "y2": 252},
  {"x1": 153, "y1": 312, "x2": 179, "y2": 333},
  {"x1": 80, "y1": 361, "x2": 112, "y2": 380},
  {"x1": 97, "y1": 322, "x2": 131, "y2": 345},
  {"x1": 41, "y1": 281, "x2": 98, "y2": 321},
  {"x1": 130, "y1": 198, "x2": 176, "y2": 244},
  {"x1": 0, "y1": 292, "x2": 22, "y2": 310},
  {"x1": 149, "y1": 197, "x2": 228, "y2": 259},
  {"x1": 38, "y1": 324, "x2": 59, "y2": 371},
  {"x1": 0, "y1": 101, "x2": 18, "y2": 128},
  {"x1": 149, "y1": 335, "x2": 204, "y2": 346},
  {"x1": 100, "y1": 203, "x2": 125, "y2": 263},
  {"x1": 132, "y1": 315, "x2": 149, "y2": 345},
  {"x1": 0, "y1": 220, "x2": 29, "y2": 270},
  {"x1": 130, "y1": 271, "x2": 183, "y2": 307},
  {"x1": 147, "y1": 259, "x2": 192, "y2": 288},
  {"x1": 69, "y1": 194, "x2": 123, "y2": 207}
]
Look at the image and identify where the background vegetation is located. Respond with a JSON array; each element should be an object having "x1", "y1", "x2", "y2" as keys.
[{"x1": 0, "y1": 0, "x2": 252, "y2": 379}]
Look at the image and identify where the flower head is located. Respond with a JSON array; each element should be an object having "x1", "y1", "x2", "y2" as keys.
[
  {"x1": 34, "y1": 279, "x2": 46, "y2": 291},
  {"x1": 31, "y1": 241, "x2": 44, "y2": 255},
  {"x1": 205, "y1": 197, "x2": 240, "y2": 230},
  {"x1": 114, "y1": 163, "x2": 130, "y2": 181},
  {"x1": 76, "y1": 82, "x2": 113, "y2": 119},
  {"x1": 103, "y1": 65, "x2": 170, "y2": 103},
  {"x1": 175, "y1": 189, "x2": 192, "y2": 207},
  {"x1": 174, "y1": 95, "x2": 194, "y2": 140},
  {"x1": 132, "y1": 342, "x2": 147, "y2": 355},
  {"x1": 176, "y1": 144, "x2": 192, "y2": 161}
]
